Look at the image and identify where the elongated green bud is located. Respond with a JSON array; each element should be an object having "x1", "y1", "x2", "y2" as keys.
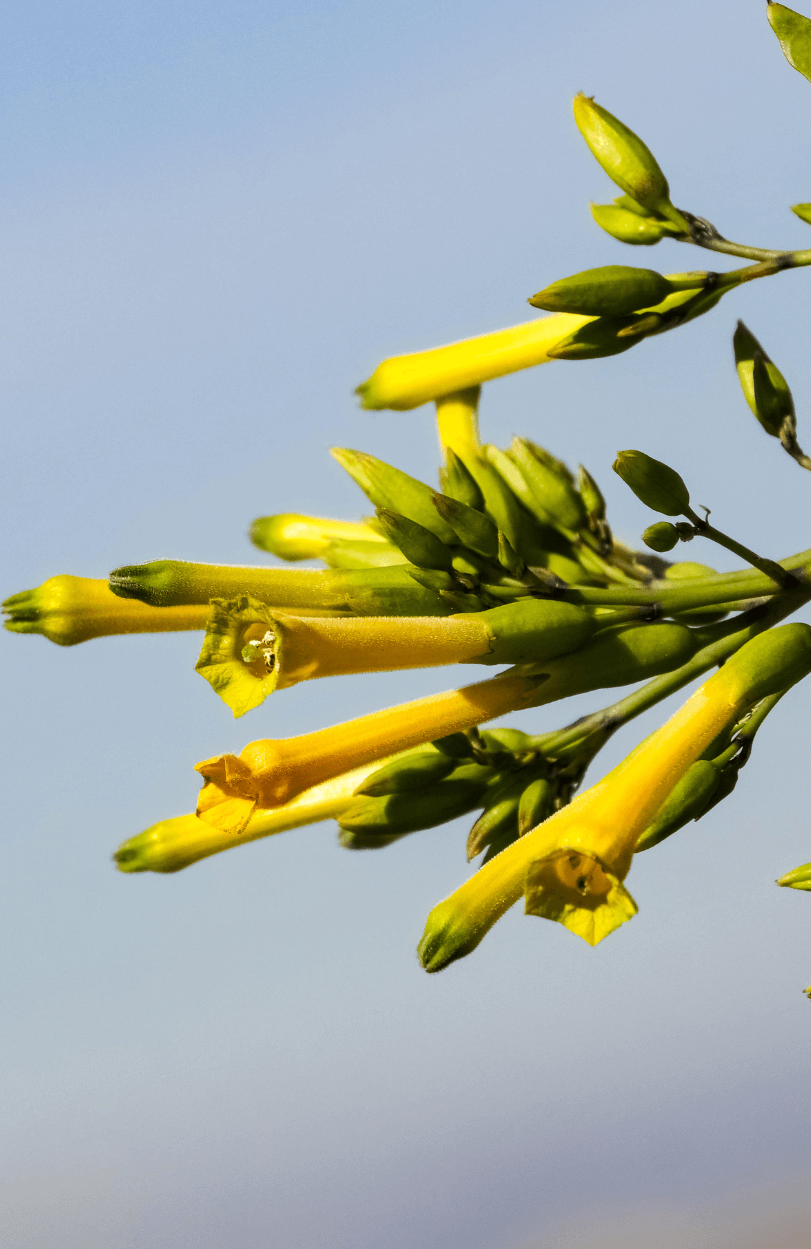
[
  {"x1": 321, "y1": 539, "x2": 406, "y2": 570},
  {"x1": 472, "y1": 598, "x2": 597, "y2": 665},
  {"x1": 431, "y1": 492, "x2": 499, "y2": 558},
  {"x1": 529, "y1": 265, "x2": 674, "y2": 317},
  {"x1": 2, "y1": 575, "x2": 209, "y2": 645},
  {"x1": 768, "y1": 3, "x2": 811, "y2": 83},
  {"x1": 792, "y1": 203, "x2": 811, "y2": 225},
  {"x1": 776, "y1": 861, "x2": 811, "y2": 891},
  {"x1": 330, "y1": 448, "x2": 457, "y2": 543},
  {"x1": 249, "y1": 514, "x2": 384, "y2": 560},
  {"x1": 733, "y1": 321, "x2": 795, "y2": 437},
  {"x1": 375, "y1": 508, "x2": 454, "y2": 570},
  {"x1": 545, "y1": 315, "x2": 640, "y2": 361},
  {"x1": 578, "y1": 465, "x2": 606, "y2": 521},
  {"x1": 529, "y1": 620, "x2": 698, "y2": 696},
  {"x1": 466, "y1": 779, "x2": 522, "y2": 860},
  {"x1": 634, "y1": 759, "x2": 721, "y2": 852},
  {"x1": 613, "y1": 450, "x2": 690, "y2": 515},
  {"x1": 353, "y1": 750, "x2": 456, "y2": 796},
  {"x1": 518, "y1": 776, "x2": 554, "y2": 837},
  {"x1": 339, "y1": 763, "x2": 493, "y2": 840},
  {"x1": 573, "y1": 94, "x2": 688, "y2": 230},
  {"x1": 438, "y1": 448, "x2": 485, "y2": 511},
  {"x1": 456, "y1": 450, "x2": 530, "y2": 556},
  {"x1": 590, "y1": 202, "x2": 678, "y2": 245},
  {"x1": 508, "y1": 439, "x2": 588, "y2": 533},
  {"x1": 642, "y1": 521, "x2": 680, "y2": 552}
]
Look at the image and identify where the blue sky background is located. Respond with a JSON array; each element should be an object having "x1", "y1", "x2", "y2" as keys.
[{"x1": 2, "y1": 2, "x2": 811, "y2": 1246}]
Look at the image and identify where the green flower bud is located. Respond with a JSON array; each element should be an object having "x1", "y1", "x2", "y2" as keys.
[
  {"x1": 733, "y1": 321, "x2": 795, "y2": 438},
  {"x1": 577, "y1": 465, "x2": 606, "y2": 521},
  {"x1": 613, "y1": 450, "x2": 690, "y2": 515},
  {"x1": 438, "y1": 449, "x2": 485, "y2": 511},
  {"x1": 589, "y1": 203, "x2": 676, "y2": 246},
  {"x1": 375, "y1": 508, "x2": 455, "y2": 570},
  {"x1": 466, "y1": 777, "x2": 524, "y2": 860},
  {"x1": 508, "y1": 439, "x2": 588, "y2": 533},
  {"x1": 545, "y1": 315, "x2": 640, "y2": 361},
  {"x1": 717, "y1": 622, "x2": 811, "y2": 706},
  {"x1": 455, "y1": 450, "x2": 530, "y2": 557},
  {"x1": 634, "y1": 759, "x2": 721, "y2": 851},
  {"x1": 529, "y1": 265, "x2": 674, "y2": 317},
  {"x1": 791, "y1": 203, "x2": 811, "y2": 225},
  {"x1": 338, "y1": 763, "x2": 493, "y2": 841},
  {"x1": 518, "y1": 776, "x2": 554, "y2": 837},
  {"x1": 776, "y1": 861, "x2": 811, "y2": 891},
  {"x1": 573, "y1": 93, "x2": 689, "y2": 231},
  {"x1": 768, "y1": 3, "x2": 811, "y2": 84},
  {"x1": 353, "y1": 750, "x2": 456, "y2": 797},
  {"x1": 642, "y1": 521, "x2": 680, "y2": 552},
  {"x1": 431, "y1": 492, "x2": 500, "y2": 558},
  {"x1": 331, "y1": 448, "x2": 457, "y2": 544}
]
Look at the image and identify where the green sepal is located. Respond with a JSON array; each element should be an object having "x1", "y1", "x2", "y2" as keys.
[
  {"x1": 524, "y1": 848, "x2": 638, "y2": 946},
  {"x1": 634, "y1": 759, "x2": 721, "y2": 852},
  {"x1": 330, "y1": 448, "x2": 457, "y2": 543},
  {"x1": 613, "y1": 450, "x2": 690, "y2": 515},
  {"x1": 194, "y1": 596, "x2": 283, "y2": 718},
  {"x1": 353, "y1": 750, "x2": 456, "y2": 797},
  {"x1": 546, "y1": 315, "x2": 641, "y2": 361},
  {"x1": 375, "y1": 508, "x2": 454, "y2": 570},
  {"x1": 768, "y1": 3, "x2": 811, "y2": 83},
  {"x1": 432, "y1": 492, "x2": 500, "y2": 558},
  {"x1": 438, "y1": 449, "x2": 485, "y2": 510},
  {"x1": 529, "y1": 265, "x2": 673, "y2": 317}
]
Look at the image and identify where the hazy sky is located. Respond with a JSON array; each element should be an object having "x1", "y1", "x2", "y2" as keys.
[{"x1": 2, "y1": 3, "x2": 811, "y2": 1246}]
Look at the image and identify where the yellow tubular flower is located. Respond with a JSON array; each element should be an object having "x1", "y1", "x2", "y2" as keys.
[
  {"x1": 435, "y1": 386, "x2": 481, "y2": 460},
  {"x1": 249, "y1": 514, "x2": 385, "y2": 561},
  {"x1": 194, "y1": 668, "x2": 547, "y2": 834},
  {"x1": 418, "y1": 623, "x2": 811, "y2": 971},
  {"x1": 2, "y1": 575, "x2": 209, "y2": 645},
  {"x1": 114, "y1": 757, "x2": 404, "y2": 874},
  {"x1": 356, "y1": 313, "x2": 593, "y2": 411}
]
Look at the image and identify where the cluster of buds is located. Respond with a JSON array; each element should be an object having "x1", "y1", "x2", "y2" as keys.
[{"x1": 6, "y1": 48, "x2": 811, "y2": 980}]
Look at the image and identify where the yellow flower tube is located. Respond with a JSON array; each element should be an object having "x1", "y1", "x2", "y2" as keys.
[
  {"x1": 418, "y1": 622, "x2": 811, "y2": 970},
  {"x1": 194, "y1": 667, "x2": 547, "y2": 834},
  {"x1": 356, "y1": 313, "x2": 593, "y2": 411},
  {"x1": 435, "y1": 386, "x2": 481, "y2": 460},
  {"x1": 115, "y1": 755, "x2": 408, "y2": 874},
  {"x1": 2, "y1": 575, "x2": 209, "y2": 646}
]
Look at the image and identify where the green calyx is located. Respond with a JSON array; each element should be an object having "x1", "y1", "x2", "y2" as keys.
[
  {"x1": 613, "y1": 450, "x2": 690, "y2": 516},
  {"x1": 589, "y1": 201, "x2": 681, "y2": 246}
]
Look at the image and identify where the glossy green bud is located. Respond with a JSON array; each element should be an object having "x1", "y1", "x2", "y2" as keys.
[
  {"x1": 768, "y1": 3, "x2": 811, "y2": 84},
  {"x1": 438, "y1": 449, "x2": 485, "y2": 511},
  {"x1": 733, "y1": 321, "x2": 794, "y2": 437},
  {"x1": 791, "y1": 203, "x2": 811, "y2": 225},
  {"x1": 466, "y1": 779, "x2": 522, "y2": 860},
  {"x1": 518, "y1": 776, "x2": 554, "y2": 837},
  {"x1": 545, "y1": 315, "x2": 640, "y2": 361},
  {"x1": 776, "y1": 861, "x2": 811, "y2": 891},
  {"x1": 589, "y1": 203, "x2": 676, "y2": 246},
  {"x1": 613, "y1": 450, "x2": 690, "y2": 515},
  {"x1": 578, "y1": 465, "x2": 606, "y2": 521},
  {"x1": 375, "y1": 508, "x2": 454, "y2": 570},
  {"x1": 331, "y1": 448, "x2": 457, "y2": 544},
  {"x1": 432, "y1": 492, "x2": 500, "y2": 558},
  {"x1": 634, "y1": 759, "x2": 722, "y2": 852},
  {"x1": 529, "y1": 265, "x2": 673, "y2": 317},
  {"x1": 338, "y1": 763, "x2": 493, "y2": 840},
  {"x1": 455, "y1": 450, "x2": 529, "y2": 556},
  {"x1": 321, "y1": 539, "x2": 407, "y2": 570},
  {"x1": 573, "y1": 94, "x2": 689, "y2": 230},
  {"x1": 508, "y1": 439, "x2": 588, "y2": 533},
  {"x1": 642, "y1": 521, "x2": 680, "y2": 552},
  {"x1": 353, "y1": 750, "x2": 456, "y2": 797}
]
